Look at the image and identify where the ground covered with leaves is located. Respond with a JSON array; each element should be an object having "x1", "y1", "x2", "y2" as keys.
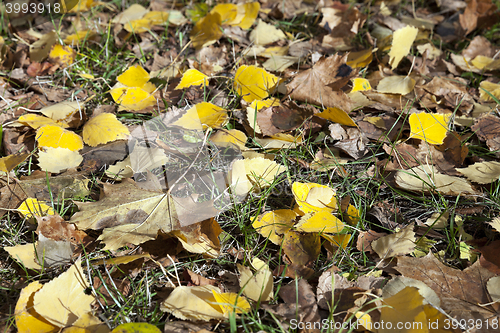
[{"x1": 1, "y1": 0, "x2": 500, "y2": 332}]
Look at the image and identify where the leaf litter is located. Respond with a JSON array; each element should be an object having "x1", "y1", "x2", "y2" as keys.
[{"x1": 1, "y1": 0, "x2": 500, "y2": 331}]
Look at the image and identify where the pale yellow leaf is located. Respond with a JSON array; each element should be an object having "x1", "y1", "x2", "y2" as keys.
[
  {"x1": 33, "y1": 258, "x2": 95, "y2": 327},
  {"x1": 38, "y1": 147, "x2": 83, "y2": 173},
  {"x1": 372, "y1": 223, "x2": 416, "y2": 258},
  {"x1": 377, "y1": 75, "x2": 415, "y2": 95},
  {"x1": 456, "y1": 161, "x2": 500, "y2": 184},
  {"x1": 249, "y1": 19, "x2": 286, "y2": 46},
  {"x1": 388, "y1": 25, "x2": 419, "y2": 69},
  {"x1": 82, "y1": 113, "x2": 130, "y2": 147}
]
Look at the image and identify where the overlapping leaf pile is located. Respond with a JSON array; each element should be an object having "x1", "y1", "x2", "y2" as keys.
[{"x1": 1, "y1": 0, "x2": 500, "y2": 331}]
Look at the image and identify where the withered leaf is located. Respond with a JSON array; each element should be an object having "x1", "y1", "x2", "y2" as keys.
[
  {"x1": 472, "y1": 114, "x2": 500, "y2": 151},
  {"x1": 287, "y1": 54, "x2": 354, "y2": 111},
  {"x1": 396, "y1": 253, "x2": 499, "y2": 331}
]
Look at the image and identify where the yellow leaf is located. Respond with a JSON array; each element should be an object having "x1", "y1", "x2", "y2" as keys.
[
  {"x1": 380, "y1": 287, "x2": 427, "y2": 332},
  {"x1": 345, "y1": 204, "x2": 360, "y2": 225},
  {"x1": 69, "y1": 0, "x2": 94, "y2": 12},
  {"x1": 176, "y1": 237, "x2": 219, "y2": 258},
  {"x1": 39, "y1": 101, "x2": 84, "y2": 123},
  {"x1": 230, "y1": 157, "x2": 286, "y2": 196},
  {"x1": 82, "y1": 113, "x2": 130, "y2": 147},
  {"x1": 252, "y1": 209, "x2": 296, "y2": 245},
  {"x1": 0, "y1": 152, "x2": 29, "y2": 173},
  {"x1": 388, "y1": 25, "x2": 419, "y2": 69},
  {"x1": 33, "y1": 258, "x2": 95, "y2": 327},
  {"x1": 124, "y1": 18, "x2": 152, "y2": 33},
  {"x1": 316, "y1": 107, "x2": 357, "y2": 126},
  {"x1": 295, "y1": 211, "x2": 344, "y2": 233},
  {"x1": 172, "y1": 102, "x2": 227, "y2": 130},
  {"x1": 472, "y1": 55, "x2": 500, "y2": 71},
  {"x1": 143, "y1": 11, "x2": 169, "y2": 25},
  {"x1": 110, "y1": 84, "x2": 157, "y2": 111},
  {"x1": 15, "y1": 281, "x2": 59, "y2": 333},
  {"x1": 351, "y1": 78, "x2": 372, "y2": 92},
  {"x1": 409, "y1": 112, "x2": 450, "y2": 144},
  {"x1": 111, "y1": 323, "x2": 160, "y2": 333},
  {"x1": 48, "y1": 45, "x2": 76, "y2": 67},
  {"x1": 236, "y1": 2, "x2": 260, "y2": 29},
  {"x1": 249, "y1": 19, "x2": 286, "y2": 46},
  {"x1": 210, "y1": 3, "x2": 238, "y2": 24},
  {"x1": 479, "y1": 81, "x2": 500, "y2": 101},
  {"x1": 64, "y1": 312, "x2": 109, "y2": 333},
  {"x1": 63, "y1": 30, "x2": 95, "y2": 45},
  {"x1": 5, "y1": 243, "x2": 42, "y2": 270},
  {"x1": 322, "y1": 233, "x2": 351, "y2": 249},
  {"x1": 377, "y1": 75, "x2": 415, "y2": 95},
  {"x1": 238, "y1": 259, "x2": 273, "y2": 302},
  {"x1": 175, "y1": 69, "x2": 209, "y2": 89},
  {"x1": 117, "y1": 65, "x2": 150, "y2": 87},
  {"x1": 38, "y1": 147, "x2": 83, "y2": 173},
  {"x1": 17, "y1": 114, "x2": 59, "y2": 129},
  {"x1": 234, "y1": 65, "x2": 280, "y2": 102},
  {"x1": 212, "y1": 290, "x2": 251, "y2": 314},
  {"x1": 36, "y1": 125, "x2": 84, "y2": 151},
  {"x1": 210, "y1": 129, "x2": 247, "y2": 149},
  {"x1": 17, "y1": 198, "x2": 55, "y2": 218},
  {"x1": 292, "y1": 182, "x2": 337, "y2": 214},
  {"x1": 190, "y1": 12, "x2": 223, "y2": 49},
  {"x1": 160, "y1": 285, "x2": 226, "y2": 321}
]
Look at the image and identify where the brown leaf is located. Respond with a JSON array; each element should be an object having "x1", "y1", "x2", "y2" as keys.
[
  {"x1": 356, "y1": 230, "x2": 388, "y2": 254},
  {"x1": 183, "y1": 269, "x2": 216, "y2": 287},
  {"x1": 479, "y1": 240, "x2": 500, "y2": 274},
  {"x1": 257, "y1": 101, "x2": 312, "y2": 136},
  {"x1": 287, "y1": 54, "x2": 354, "y2": 111},
  {"x1": 279, "y1": 279, "x2": 321, "y2": 333},
  {"x1": 472, "y1": 115, "x2": 500, "y2": 151},
  {"x1": 282, "y1": 230, "x2": 321, "y2": 279},
  {"x1": 396, "y1": 253, "x2": 500, "y2": 331}
]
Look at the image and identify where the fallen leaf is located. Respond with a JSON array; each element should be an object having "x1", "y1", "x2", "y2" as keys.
[
  {"x1": 295, "y1": 211, "x2": 345, "y2": 234},
  {"x1": 117, "y1": 64, "x2": 150, "y2": 87},
  {"x1": 388, "y1": 25, "x2": 419, "y2": 69},
  {"x1": 395, "y1": 165, "x2": 477, "y2": 195},
  {"x1": 252, "y1": 209, "x2": 295, "y2": 245},
  {"x1": 396, "y1": 253, "x2": 499, "y2": 330},
  {"x1": 48, "y1": 45, "x2": 75, "y2": 67},
  {"x1": 211, "y1": 290, "x2": 251, "y2": 314},
  {"x1": 175, "y1": 69, "x2": 209, "y2": 89},
  {"x1": 287, "y1": 54, "x2": 354, "y2": 111},
  {"x1": 82, "y1": 113, "x2": 130, "y2": 147},
  {"x1": 4, "y1": 244, "x2": 42, "y2": 270},
  {"x1": 190, "y1": 12, "x2": 223, "y2": 49},
  {"x1": 36, "y1": 125, "x2": 84, "y2": 151},
  {"x1": 210, "y1": 129, "x2": 247, "y2": 150},
  {"x1": 471, "y1": 115, "x2": 500, "y2": 151},
  {"x1": 15, "y1": 281, "x2": 59, "y2": 332},
  {"x1": 282, "y1": 230, "x2": 321, "y2": 278},
  {"x1": 316, "y1": 107, "x2": 357, "y2": 126},
  {"x1": 17, "y1": 198, "x2": 55, "y2": 218},
  {"x1": 172, "y1": 102, "x2": 228, "y2": 130},
  {"x1": 409, "y1": 112, "x2": 451, "y2": 145},
  {"x1": 456, "y1": 161, "x2": 500, "y2": 184},
  {"x1": 0, "y1": 152, "x2": 30, "y2": 173},
  {"x1": 160, "y1": 285, "x2": 226, "y2": 321},
  {"x1": 111, "y1": 322, "x2": 159, "y2": 333},
  {"x1": 234, "y1": 65, "x2": 280, "y2": 103},
  {"x1": 33, "y1": 258, "x2": 95, "y2": 327},
  {"x1": 238, "y1": 258, "x2": 273, "y2": 302},
  {"x1": 249, "y1": 19, "x2": 286, "y2": 45},
  {"x1": 38, "y1": 147, "x2": 83, "y2": 173},
  {"x1": 229, "y1": 157, "x2": 286, "y2": 196},
  {"x1": 371, "y1": 223, "x2": 416, "y2": 258},
  {"x1": 376, "y1": 75, "x2": 416, "y2": 95},
  {"x1": 292, "y1": 182, "x2": 337, "y2": 214}
]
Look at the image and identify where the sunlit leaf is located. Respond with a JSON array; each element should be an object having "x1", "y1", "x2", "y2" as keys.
[
  {"x1": 117, "y1": 65, "x2": 150, "y2": 87},
  {"x1": 252, "y1": 209, "x2": 296, "y2": 245},
  {"x1": 234, "y1": 65, "x2": 280, "y2": 102},
  {"x1": 295, "y1": 211, "x2": 344, "y2": 233},
  {"x1": 316, "y1": 107, "x2": 357, "y2": 127},
  {"x1": 175, "y1": 69, "x2": 209, "y2": 89},
  {"x1": 292, "y1": 182, "x2": 337, "y2": 214},
  {"x1": 190, "y1": 12, "x2": 223, "y2": 49},
  {"x1": 408, "y1": 112, "x2": 450, "y2": 144},
  {"x1": 211, "y1": 290, "x2": 251, "y2": 314},
  {"x1": 172, "y1": 102, "x2": 228, "y2": 130},
  {"x1": 36, "y1": 125, "x2": 84, "y2": 151},
  {"x1": 38, "y1": 147, "x2": 83, "y2": 173},
  {"x1": 82, "y1": 113, "x2": 130, "y2": 147},
  {"x1": 351, "y1": 78, "x2": 372, "y2": 92},
  {"x1": 388, "y1": 25, "x2": 419, "y2": 69},
  {"x1": 17, "y1": 198, "x2": 55, "y2": 218}
]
